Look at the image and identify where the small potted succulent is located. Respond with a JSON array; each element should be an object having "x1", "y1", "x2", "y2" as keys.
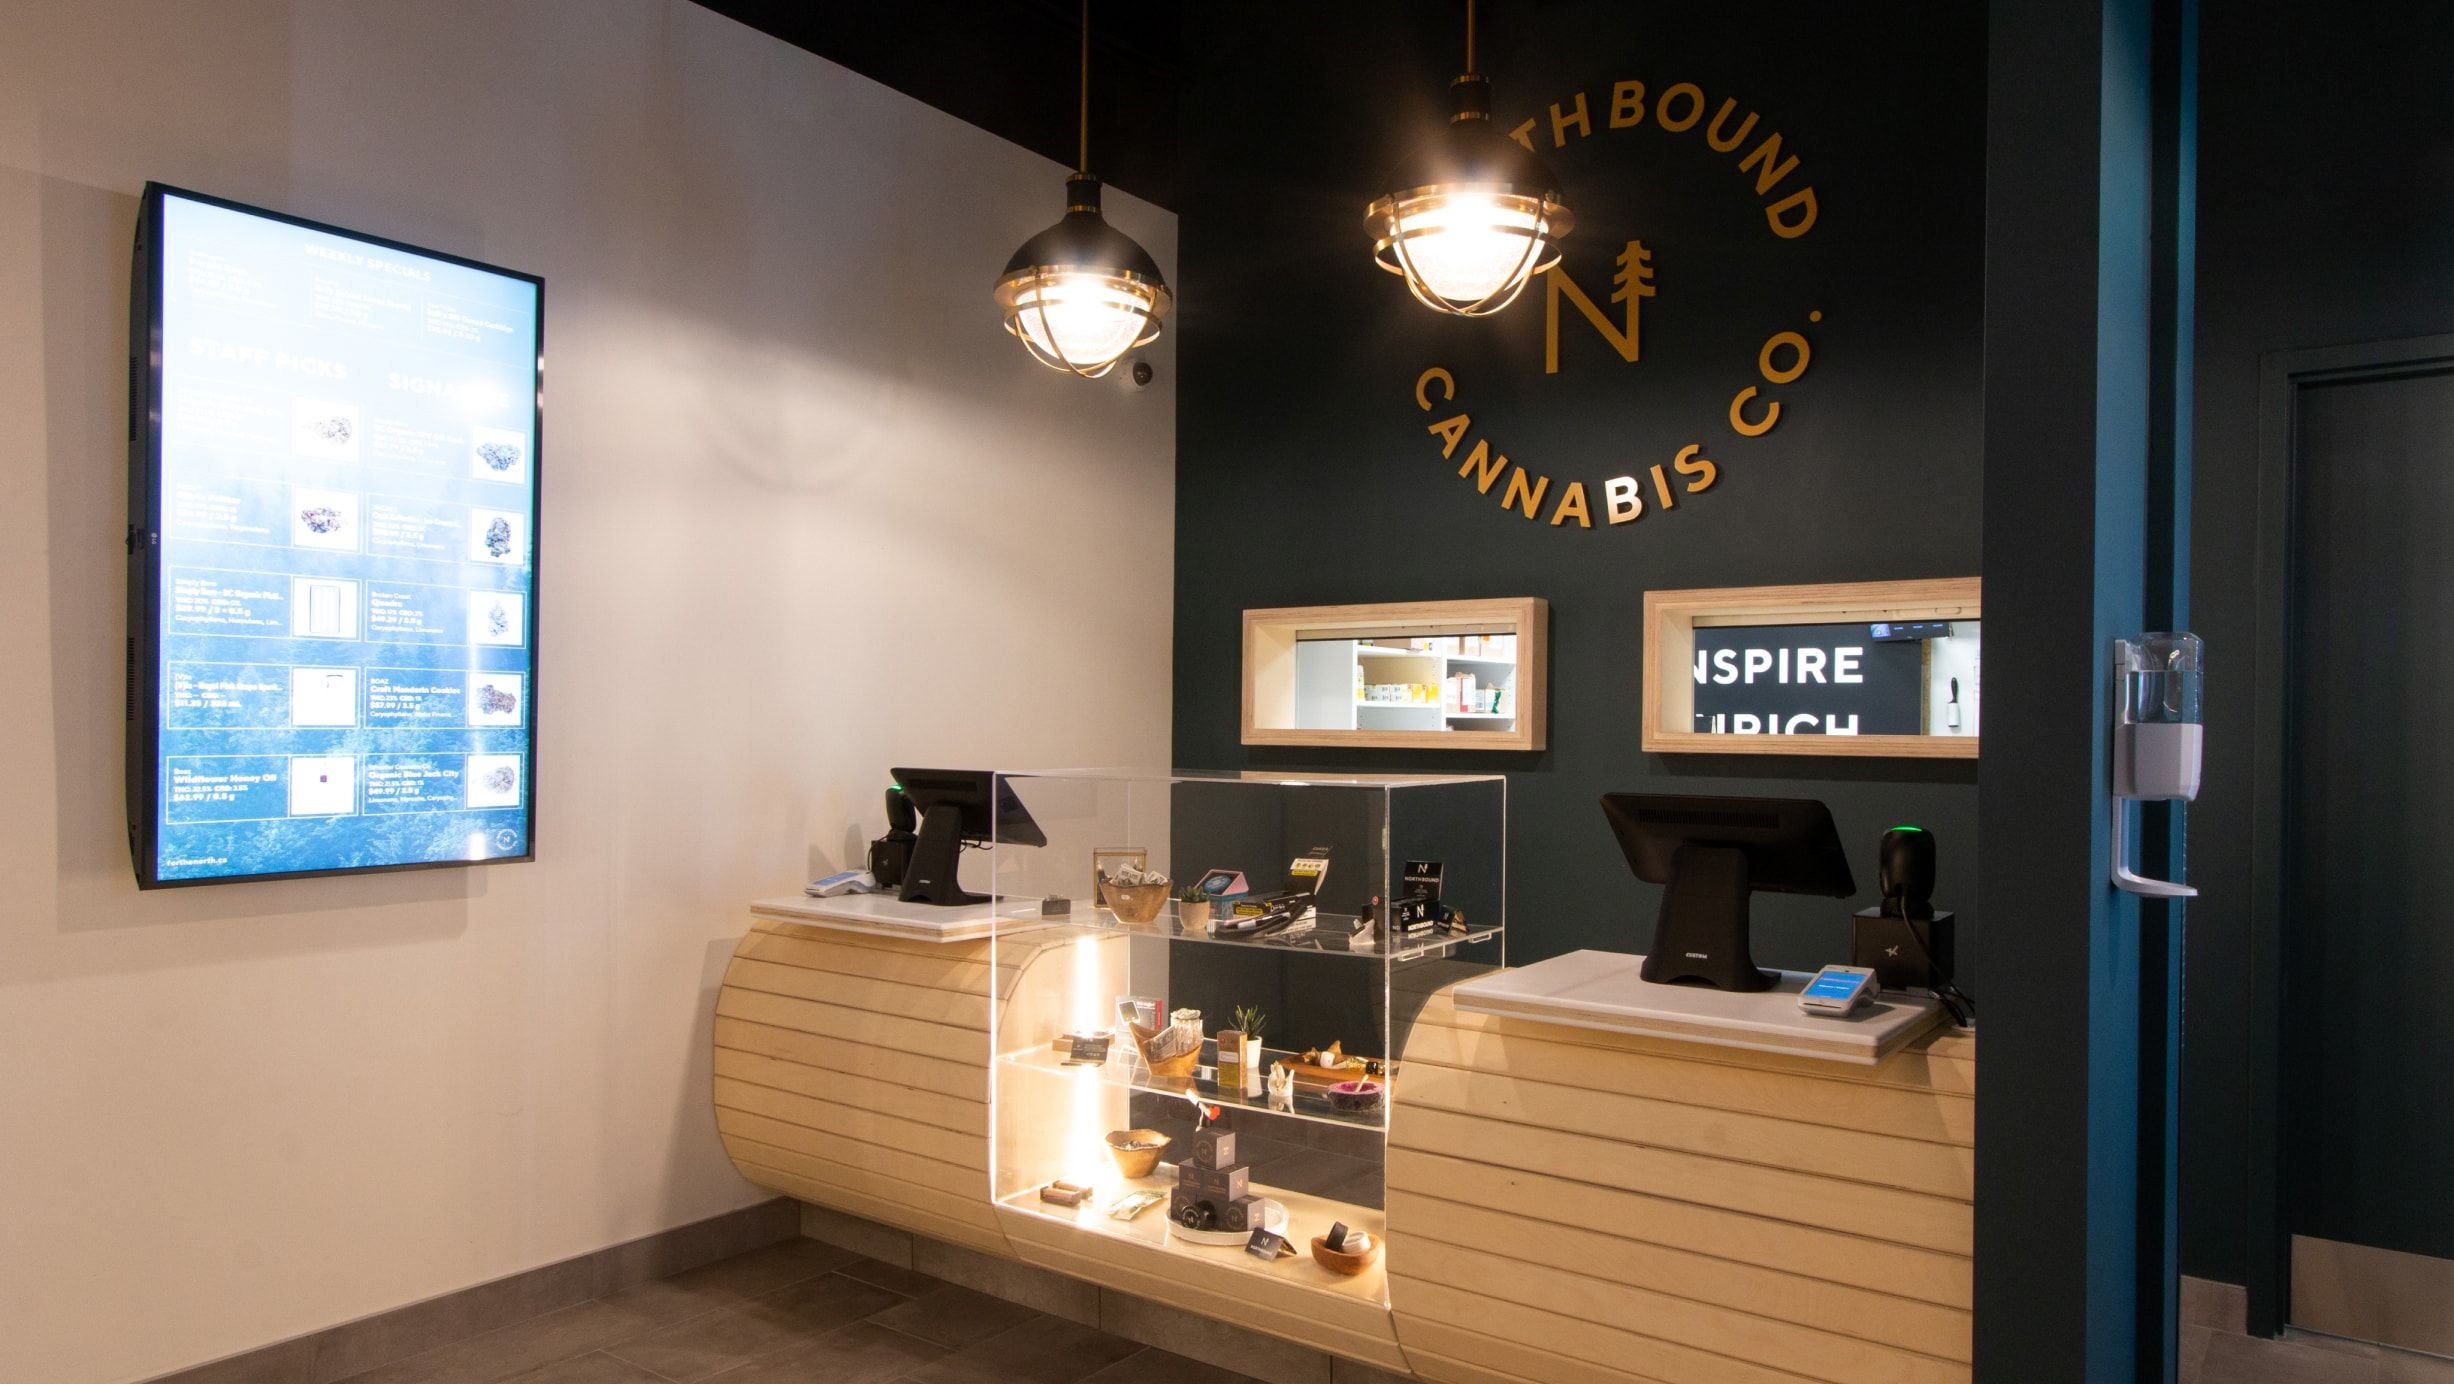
[{"x1": 1174, "y1": 882, "x2": 1214, "y2": 929}]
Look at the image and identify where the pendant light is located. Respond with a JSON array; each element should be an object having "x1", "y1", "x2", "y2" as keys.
[
  {"x1": 994, "y1": 0, "x2": 1171, "y2": 378},
  {"x1": 1367, "y1": 0, "x2": 1573, "y2": 316}
]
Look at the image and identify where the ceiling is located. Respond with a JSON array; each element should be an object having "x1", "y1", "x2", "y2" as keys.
[{"x1": 694, "y1": 0, "x2": 1186, "y2": 211}]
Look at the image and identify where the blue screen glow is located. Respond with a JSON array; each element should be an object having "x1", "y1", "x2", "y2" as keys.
[{"x1": 148, "y1": 192, "x2": 539, "y2": 882}]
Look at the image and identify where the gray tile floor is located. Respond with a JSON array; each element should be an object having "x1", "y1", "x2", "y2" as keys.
[
  {"x1": 322, "y1": 1230, "x2": 2454, "y2": 1384},
  {"x1": 333, "y1": 1239, "x2": 1262, "y2": 1384}
]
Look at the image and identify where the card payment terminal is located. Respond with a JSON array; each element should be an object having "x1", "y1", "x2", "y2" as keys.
[{"x1": 1798, "y1": 964, "x2": 1880, "y2": 1016}]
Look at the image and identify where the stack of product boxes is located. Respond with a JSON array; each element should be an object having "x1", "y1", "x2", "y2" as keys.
[{"x1": 1170, "y1": 1119, "x2": 1263, "y2": 1233}]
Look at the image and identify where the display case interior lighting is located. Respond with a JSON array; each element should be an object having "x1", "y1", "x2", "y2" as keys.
[
  {"x1": 1066, "y1": 935, "x2": 1119, "y2": 1191},
  {"x1": 1071, "y1": 934, "x2": 1108, "y2": 1041},
  {"x1": 992, "y1": 0, "x2": 1171, "y2": 378},
  {"x1": 1366, "y1": 0, "x2": 1574, "y2": 317}
]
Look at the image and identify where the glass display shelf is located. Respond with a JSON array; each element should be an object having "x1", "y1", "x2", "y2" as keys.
[
  {"x1": 999, "y1": 1039, "x2": 1389, "y2": 1134},
  {"x1": 982, "y1": 768, "x2": 1506, "y2": 1316},
  {"x1": 1012, "y1": 900, "x2": 1500, "y2": 963},
  {"x1": 995, "y1": 1169, "x2": 1387, "y2": 1302}
]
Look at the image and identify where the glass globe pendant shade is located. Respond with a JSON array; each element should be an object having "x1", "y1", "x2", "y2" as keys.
[
  {"x1": 1368, "y1": 75, "x2": 1573, "y2": 317},
  {"x1": 994, "y1": 174, "x2": 1171, "y2": 378}
]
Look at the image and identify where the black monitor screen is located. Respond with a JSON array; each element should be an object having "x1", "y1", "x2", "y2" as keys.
[
  {"x1": 1600, "y1": 794, "x2": 1855, "y2": 897},
  {"x1": 890, "y1": 769, "x2": 1048, "y2": 848}
]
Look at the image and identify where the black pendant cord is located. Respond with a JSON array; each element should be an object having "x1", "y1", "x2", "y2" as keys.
[
  {"x1": 1465, "y1": 0, "x2": 1475, "y2": 76},
  {"x1": 1077, "y1": 0, "x2": 1090, "y2": 175}
]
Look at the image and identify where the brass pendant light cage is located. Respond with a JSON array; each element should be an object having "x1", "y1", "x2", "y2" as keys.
[
  {"x1": 993, "y1": 0, "x2": 1172, "y2": 378},
  {"x1": 1365, "y1": 1, "x2": 1573, "y2": 317}
]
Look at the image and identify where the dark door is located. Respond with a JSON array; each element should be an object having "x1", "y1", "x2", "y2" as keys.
[{"x1": 2278, "y1": 353, "x2": 2454, "y2": 1354}]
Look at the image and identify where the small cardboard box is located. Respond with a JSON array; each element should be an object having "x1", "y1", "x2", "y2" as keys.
[
  {"x1": 1219, "y1": 1194, "x2": 1266, "y2": 1232},
  {"x1": 1187, "y1": 1126, "x2": 1237, "y2": 1170},
  {"x1": 1176, "y1": 1163, "x2": 1249, "y2": 1203}
]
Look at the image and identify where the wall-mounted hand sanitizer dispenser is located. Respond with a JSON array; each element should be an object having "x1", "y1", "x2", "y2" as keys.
[{"x1": 2111, "y1": 633, "x2": 2202, "y2": 896}]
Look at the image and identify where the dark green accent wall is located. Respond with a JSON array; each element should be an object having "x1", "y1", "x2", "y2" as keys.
[
  {"x1": 2183, "y1": 0, "x2": 2454, "y2": 1290},
  {"x1": 1170, "y1": 3, "x2": 1987, "y2": 984},
  {"x1": 1973, "y1": 0, "x2": 2190, "y2": 1371}
]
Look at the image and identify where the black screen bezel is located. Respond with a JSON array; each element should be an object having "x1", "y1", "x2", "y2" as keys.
[{"x1": 127, "y1": 182, "x2": 546, "y2": 889}]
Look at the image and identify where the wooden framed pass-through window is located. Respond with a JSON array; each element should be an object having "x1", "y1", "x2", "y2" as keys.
[
  {"x1": 1243, "y1": 598, "x2": 1547, "y2": 751},
  {"x1": 1643, "y1": 579, "x2": 1981, "y2": 758}
]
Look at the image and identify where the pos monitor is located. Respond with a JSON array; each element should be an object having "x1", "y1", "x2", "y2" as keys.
[
  {"x1": 888, "y1": 768, "x2": 1047, "y2": 906},
  {"x1": 1600, "y1": 793, "x2": 1856, "y2": 991}
]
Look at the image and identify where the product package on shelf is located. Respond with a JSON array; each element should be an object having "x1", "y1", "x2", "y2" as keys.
[{"x1": 1169, "y1": 1110, "x2": 1265, "y2": 1235}]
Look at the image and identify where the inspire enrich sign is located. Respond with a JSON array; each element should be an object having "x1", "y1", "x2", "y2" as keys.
[{"x1": 1689, "y1": 625, "x2": 1923, "y2": 737}]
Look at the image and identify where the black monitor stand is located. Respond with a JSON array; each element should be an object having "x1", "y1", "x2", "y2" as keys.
[
  {"x1": 1639, "y1": 843, "x2": 1776, "y2": 991},
  {"x1": 899, "y1": 805, "x2": 986, "y2": 906}
]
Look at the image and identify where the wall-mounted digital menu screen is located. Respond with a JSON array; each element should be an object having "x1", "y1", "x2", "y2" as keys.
[{"x1": 127, "y1": 185, "x2": 542, "y2": 887}]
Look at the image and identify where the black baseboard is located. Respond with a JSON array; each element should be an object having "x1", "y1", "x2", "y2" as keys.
[{"x1": 146, "y1": 1198, "x2": 799, "y2": 1384}]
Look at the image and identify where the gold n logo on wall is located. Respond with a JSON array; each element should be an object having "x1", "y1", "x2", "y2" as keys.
[
  {"x1": 1400, "y1": 71, "x2": 1827, "y2": 533},
  {"x1": 1546, "y1": 241, "x2": 1656, "y2": 374}
]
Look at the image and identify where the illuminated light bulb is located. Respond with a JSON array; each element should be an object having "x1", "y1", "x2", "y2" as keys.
[
  {"x1": 1376, "y1": 190, "x2": 1559, "y2": 310},
  {"x1": 1366, "y1": 9, "x2": 1572, "y2": 319},
  {"x1": 1001, "y1": 267, "x2": 1163, "y2": 378}
]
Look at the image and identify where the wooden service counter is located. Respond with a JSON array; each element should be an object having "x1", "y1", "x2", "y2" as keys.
[
  {"x1": 709, "y1": 893, "x2": 1076, "y2": 1256},
  {"x1": 714, "y1": 899, "x2": 1975, "y2": 1384}
]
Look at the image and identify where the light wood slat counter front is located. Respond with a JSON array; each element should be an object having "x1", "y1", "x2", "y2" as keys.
[
  {"x1": 1386, "y1": 986, "x2": 1975, "y2": 1384},
  {"x1": 711, "y1": 898, "x2": 1049, "y2": 1257},
  {"x1": 713, "y1": 905, "x2": 1976, "y2": 1384}
]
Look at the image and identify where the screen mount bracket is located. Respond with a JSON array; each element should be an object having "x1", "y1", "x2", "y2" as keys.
[
  {"x1": 899, "y1": 804, "x2": 985, "y2": 906},
  {"x1": 1641, "y1": 843, "x2": 1776, "y2": 992}
]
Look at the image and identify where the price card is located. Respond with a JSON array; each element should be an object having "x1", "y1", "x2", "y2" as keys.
[{"x1": 1245, "y1": 1228, "x2": 1291, "y2": 1262}]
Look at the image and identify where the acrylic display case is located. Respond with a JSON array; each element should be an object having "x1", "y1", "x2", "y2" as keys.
[{"x1": 981, "y1": 770, "x2": 1504, "y2": 1336}]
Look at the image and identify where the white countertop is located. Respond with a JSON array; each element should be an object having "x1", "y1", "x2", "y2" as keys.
[
  {"x1": 1451, "y1": 949, "x2": 1946, "y2": 1065},
  {"x1": 748, "y1": 892, "x2": 1049, "y2": 943}
]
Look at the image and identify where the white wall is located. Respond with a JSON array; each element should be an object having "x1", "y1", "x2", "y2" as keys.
[{"x1": 0, "y1": 4, "x2": 1175, "y2": 1380}]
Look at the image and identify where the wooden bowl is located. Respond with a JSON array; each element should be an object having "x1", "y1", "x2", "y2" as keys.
[
  {"x1": 1103, "y1": 880, "x2": 1170, "y2": 925},
  {"x1": 1311, "y1": 1233, "x2": 1379, "y2": 1275},
  {"x1": 1105, "y1": 1128, "x2": 1170, "y2": 1179}
]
